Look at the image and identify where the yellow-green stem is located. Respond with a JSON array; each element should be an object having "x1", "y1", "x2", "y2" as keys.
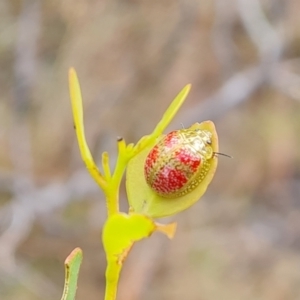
[
  {"x1": 104, "y1": 191, "x2": 119, "y2": 217},
  {"x1": 104, "y1": 153, "x2": 129, "y2": 216},
  {"x1": 104, "y1": 261, "x2": 122, "y2": 300}
]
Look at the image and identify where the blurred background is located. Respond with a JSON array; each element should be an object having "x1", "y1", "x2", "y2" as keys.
[{"x1": 1, "y1": 0, "x2": 300, "y2": 299}]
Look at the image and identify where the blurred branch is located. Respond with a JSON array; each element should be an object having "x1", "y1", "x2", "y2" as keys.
[
  {"x1": 0, "y1": 169, "x2": 101, "y2": 298},
  {"x1": 178, "y1": 0, "x2": 284, "y2": 124},
  {"x1": 155, "y1": 0, "x2": 199, "y2": 78},
  {"x1": 13, "y1": 0, "x2": 40, "y2": 114},
  {"x1": 0, "y1": 170, "x2": 99, "y2": 261},
  {"x1": 0, "y1": 0, "x2": 42, "y2": 268},
  {"x1": 180, "y1": 66, "x2": 266, "y2": 123},
  {"x1": 271, "y1": 60, "x2": 300, "y2": 101},
  {"x1": 0, "y1": 2, "x2": 45, "y2": 293},
  {"x1": 10, "y1": 0, "x2": 41, "y2": 177},
  {"x1": 237, "y1": 0, "x2": 283, "y2": 63},
  {"x1": 212, "y1": 0, "x2": 238, "y2": 77}
]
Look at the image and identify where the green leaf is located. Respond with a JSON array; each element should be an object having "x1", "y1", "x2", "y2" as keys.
[
  {"x1": 61, "y1": 248, "x2": 83, "y2": 300},
  {"x1": 102, "y1": 213, "x2": 176, "y2": 300},
  {"x1": 126, "y1": 121, "x2": 219, "y2": 218},
  {"x1": 102, "y1": 213, "x2": 176, "y2": 263}
]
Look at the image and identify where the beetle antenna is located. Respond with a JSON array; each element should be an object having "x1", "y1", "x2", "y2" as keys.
[{"x1": 213, "y1": 152, "x2": 232, "y2": 158}]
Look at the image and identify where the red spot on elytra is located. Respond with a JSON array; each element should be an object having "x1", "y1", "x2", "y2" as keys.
[
  {"x1": 152, "y1": 166, "x2": 188, "y2": 194},
  {"x1": 163, "y1": 131, "x2": 181, "y2": 148},
  {"x1": 175, "y1": 148, "x2": 201, "y2": 172},
  {"x1": 144, "y1": 145, "x2": 159, "y2": 178}
]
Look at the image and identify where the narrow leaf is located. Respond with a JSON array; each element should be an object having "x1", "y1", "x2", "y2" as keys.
[
  {"x1": 61, "y1": 248, "x2": 83, "y2": 300},
  {"x1": 69, "y1": 68, "x2": 106, "y2": 189},
  {"x1": 133, "y1": 85, "x2": 191, "y2": 155},
  {"x1": 152, "y1": 84, "x2": 191, "y2": 137}
]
